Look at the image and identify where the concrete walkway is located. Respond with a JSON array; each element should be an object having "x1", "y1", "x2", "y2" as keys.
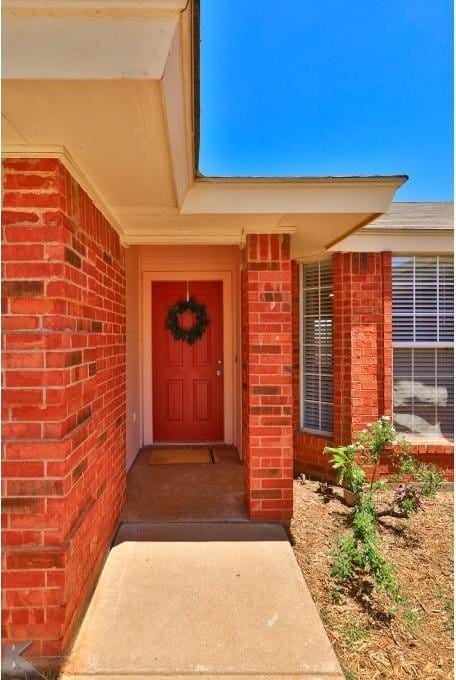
[{"x1": 61, "y1": 523, "x2": 343, "y2": 680}]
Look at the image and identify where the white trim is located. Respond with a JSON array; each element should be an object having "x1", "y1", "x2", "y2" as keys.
[
  {"x1": 294, "y1": 253, "x2": 333, "y2": 265},
  {"x1": 127, "y1": 233, "x2": 245, "y2": 246},
  {"x1": 2, "y1": 144, "x2": 126, "y2": 243},
  {"x1": 160, "y1": 17, "x2": 192, "y2": 208},
  {"x1": 182, "y1": 177, "x2": 406, "y2": 215},
  {"x1": 328, "y1": 230, "x2": 453, "y2": 254},
  {"x1": 393, "y1": 342, "x2": 454, "y2": 349},
  {"x1": 142, "y1": 271, "x2": 235, "y2": 447}
]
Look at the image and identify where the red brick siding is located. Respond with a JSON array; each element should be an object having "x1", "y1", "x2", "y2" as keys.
[
  {"x1": 292, "y1": 253, "x2": 454, "y2": 481},
  {"x1": 2, "y1": 159, "x2": 126, "y2": 659},
  {"x1": 242, "y1": 234, "x2": 293, "y2": 520},
  {"x1": 333, "y1": 252, "x2": 391, "y2": 440}
]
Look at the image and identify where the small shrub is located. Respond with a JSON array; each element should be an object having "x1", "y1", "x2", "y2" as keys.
[
  {"x1": 394, "y1": 482, "x2": 423, "y2": 515},
  {"x1": 331, "y1": 494, "x2": 402, "y2": 602},
  {"x1": 357, "y1": 415, "x2": 399, "y2": 463},
  {"x1": 331, "y1": 533, "x2": 357, "y2": 582},
  {"x1": 323, "y1": 445, "x2": 365, "y2": 493},
  {"x1": 416, "y1": 464, "x2": 444, "y2": 497},
  {"x1": 324, "y1": 416, "x2": 446, "y2": 615}
]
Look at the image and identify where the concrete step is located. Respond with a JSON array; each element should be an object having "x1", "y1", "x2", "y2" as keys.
[{"x1": 61, "y1": 522, "x2": 343, "y2": 680}]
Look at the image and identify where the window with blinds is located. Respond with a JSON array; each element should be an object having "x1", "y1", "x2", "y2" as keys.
[
  {"x1": 392, "y1": 256, "x2": 454, "y2": 438},
  {"x1": 301, "y1": 260, "x2": 333, "y2": 434}
]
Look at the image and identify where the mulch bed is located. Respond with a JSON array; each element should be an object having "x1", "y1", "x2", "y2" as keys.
[{"x1": 290, "y1": 479, "x2": 454, "y2": 679}]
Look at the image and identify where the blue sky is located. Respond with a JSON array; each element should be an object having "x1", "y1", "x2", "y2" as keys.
[{"x1": 199, "y1": 1, "x2": 453, "y2": 201}]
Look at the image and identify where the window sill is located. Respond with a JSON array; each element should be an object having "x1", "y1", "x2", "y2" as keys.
[
  {"x1": 402, "y1": 436, "x2": 454, "y2": 446},
  {"x1": 300, "y1": 428, "x2": 332, "y2": 439}
]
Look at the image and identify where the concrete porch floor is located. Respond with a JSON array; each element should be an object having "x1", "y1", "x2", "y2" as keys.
[
  {"x1": 121, "y1": 446, "x2": 248, "y2": 523},
  {"x1": 61, "y1": 522, "x2": 344, "y2": 680}
]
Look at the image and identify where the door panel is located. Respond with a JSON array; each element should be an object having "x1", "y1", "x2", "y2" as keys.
[{"x1": 152, "y1": 281, "x2": 224, "y2": 441}]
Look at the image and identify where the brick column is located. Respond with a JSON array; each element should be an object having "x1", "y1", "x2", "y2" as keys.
[
  {"x1": 242, "y1": 234, "x2": 293, "y2": 521},
  {"x1": 2, "y1": 159, "x2": 126, "y2": 660},
  {"x1": 332, "y1": 252, "x2": 392, "y2": 443}
]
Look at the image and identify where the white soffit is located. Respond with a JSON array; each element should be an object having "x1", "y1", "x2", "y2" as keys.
[
  {"x1": 2, "y1": 14, "x2": 179, "y2": 80},
  {"x1": 3, "y1": 80, "x2": 177, "y2": 209}
]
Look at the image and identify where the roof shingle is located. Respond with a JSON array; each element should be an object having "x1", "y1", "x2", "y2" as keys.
[{"x1": 364, "y1": 202, "x2": 453, "y2": 231}]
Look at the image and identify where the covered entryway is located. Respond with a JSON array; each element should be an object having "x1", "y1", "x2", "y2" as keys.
[
  {"x1": 152, "y1": 280, "x2": 224, "y2": 442},
  {"x1": 123, "y1": 245, "x2": 247, "y2": 523}
]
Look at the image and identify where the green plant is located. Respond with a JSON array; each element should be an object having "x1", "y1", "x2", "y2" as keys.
[
  {"x1": 356, "y1": 416, "x2": 410, "y2": 488},
  {"x1": 392, "y1": 455, "x2": 444, "y2": 509},
  {"x1": 343, "y1": 670, "x2": 356, "y2": 680},
  {"x1": 403, "y1": 605, "x2": 421, "y2": 633},
  {"x1": 331, "y1": 586, "x2": 342, "y2": 604},
  {"x1": 320, "y1": 608, "x2": 333, "y2": 626},
  {"x1": 324, "y1": 445, "x2": 365, "y2": 493},
  {"x1": 415, "y1": 464, "x2": 444, "y2": 497},
  {"x1": 393, "y1": 483, "x2": 423, "y2": 515},
  {"x1": 436, "y1": 585, "x2": 454, "y2": 637},
  {"x1": 331, "y1": 494, "x2": 402, "y2": 602},
  {"x1": 338, "y1": 622, "x2": 369, "y2": 648},
  {"x1": 396, "y1": 453, "x2": 418, "y2": 477}
]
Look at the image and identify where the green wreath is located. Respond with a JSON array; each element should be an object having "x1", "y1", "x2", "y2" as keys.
[{"x1": 166, "y1": 297, "x2": 209, "y2": 345}]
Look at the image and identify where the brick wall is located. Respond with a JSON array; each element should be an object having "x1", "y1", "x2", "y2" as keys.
[
  {"x1": 2, "y1": 159, "x2": 126, "y2": 660},
  {"x1": 292, "y1": 253, "x2": 453, "y2": 481},
  {"x1": 333, "y1": 252, "x2": 391, "y2": 442},
  {"x1": 242, "y1": 234, "x2": 293, "y2": 521}
]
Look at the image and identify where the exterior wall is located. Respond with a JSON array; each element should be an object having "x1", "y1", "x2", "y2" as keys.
[
  {"x1": 332, "y1": 252, "x2": 392, "y2": 443},
  {"x1": 2, "y1": 159, "x2": 126, "y2": 659},
  {"x1": 293, "y1": 252, "x2": 454, "y2": 481},
  {"x1": 125, "y1": 246, "x2": 141, "y2": 470},
  {"x1": 242, "y1": 234, "x2": 293, "y2": 520}
]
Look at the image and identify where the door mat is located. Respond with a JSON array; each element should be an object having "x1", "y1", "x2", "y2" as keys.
[{"x1": 148, "y1": 448, "x2": 219, "y2": 465}]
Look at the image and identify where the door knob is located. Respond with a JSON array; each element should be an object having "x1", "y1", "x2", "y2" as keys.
[{"x1": 216, "y1": 370, "x2": 222, "y2": 376}]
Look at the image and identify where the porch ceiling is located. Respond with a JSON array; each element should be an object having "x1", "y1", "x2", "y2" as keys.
[
  {"x1": 3, "y1": 80, "x2": 177, "y2": 209},
  {"x1": 2, "y1": 0, "x2": 407, "y2": 256}
]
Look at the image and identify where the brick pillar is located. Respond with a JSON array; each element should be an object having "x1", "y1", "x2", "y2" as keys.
[
  {"x1": 242, "y1": 234, "x2": 293, "y2": 521},
  {"x1": 2, "y1": 159, "x2": 126, "y2": 660},
  {"x1": 332, "y1": 252, "x2": 392, "y2": 443}
]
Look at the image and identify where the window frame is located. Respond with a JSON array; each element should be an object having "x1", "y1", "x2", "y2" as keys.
[
  {"x1": 392, "y1": 253, "x2": 454, "y2": 440},
  {"x1": 300, "y1": 258, "x2": 334, "y2": 437}
]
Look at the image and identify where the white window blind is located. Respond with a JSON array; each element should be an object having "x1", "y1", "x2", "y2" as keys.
[
  {"x1": 301, "y1": 261, "x2": 333, "y2": 434},
  {"x1": 392, "y1": 256, "x2": 454, "y2": 438}
]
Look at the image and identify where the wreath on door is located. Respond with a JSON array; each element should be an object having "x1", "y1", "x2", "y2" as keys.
[{"x1": 166, "y1": 297, "x2": 209, "y2": 345}]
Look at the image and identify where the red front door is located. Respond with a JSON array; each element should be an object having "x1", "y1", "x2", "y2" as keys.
[{"x1": 152, "y1": 281, "x2": 224, "y2": 442}]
